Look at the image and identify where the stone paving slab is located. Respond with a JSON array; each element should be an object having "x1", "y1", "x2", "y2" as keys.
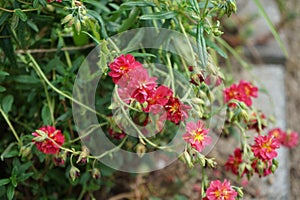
[{"x1": 243, "y1": 65, "x2": 290, "y2": 200}]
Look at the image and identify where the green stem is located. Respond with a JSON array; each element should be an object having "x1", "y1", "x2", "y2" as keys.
[
  {"x1": 26, "y1": 52, "x2": 109, "y2": 122},
  {"x1": 201, "y1": 0, "x2": 210, "y2": 20},
  {"x1": 0, "y1": 108, "x2": 22, "y2": 146},
  {"x1": 201, "y1": 165, "x2": 206, "y2": 198},
  {"x1": 93, "y1": 135, "x2": 128, "y2": 159}
]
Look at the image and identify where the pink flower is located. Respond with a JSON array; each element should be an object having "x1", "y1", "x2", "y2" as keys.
[
  {"x1": 32, "y1": 126, "x2": 65, "y2": 154},
  {"x1": 183, "y1": 120, "x2": 211, "y2": 152},
  {"x1": 108, "y1": 54, "x2": 142, "y2": 84},
  {"x1": 206, "y1": 179, "x2": 238, "y2": 200},
  {"x1": 225, "y1": 148, "x2": 244, "y2": 176},
  {"x1": 164, "y1": 96, "x2": 190, "y2": 124},
  {"x1": 251, "y1": 135, "x2": 280, "y2": 161},
  {"x1": 145, "y1": 85, "x2": 173, "y2": 112},
  {"x1": 281, "y1": 131, "x2": 299, "y2": 148},
  {"x1": 268, "y1": 128, "x2": 285, "y2": 143},
  {"x1": 127, "y1": 68, "x2": 157, "y2": 103}
]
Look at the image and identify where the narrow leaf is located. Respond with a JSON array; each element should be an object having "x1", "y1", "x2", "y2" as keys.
[
  {"x1": 0, "y1": 179, "x2": 10, "y2": 187},
  {"x1": 2, "y1": 95, "x2": 14, "y2": 114},
  {"x1": 14, "y1": 9, "x2": 27, "y2": 22},
  {"x1": 41, "y1": 104, "x2": 52, "y2": 125},
  {"x1": 140, "y1": 11, "x2": 177, "y2": 20},
  {"x1": 7, "y1": 184, "x2": 15, "y2": 200}
]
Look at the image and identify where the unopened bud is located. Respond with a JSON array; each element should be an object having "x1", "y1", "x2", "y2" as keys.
[
  {"x1": 77, "y1": 146, "x2": 89, "y2": 163},
  {"x1": 136, "y1": 144, "x2": 146, "y2": 158},
  {"x1": 236, "y1": 187, "x2": 244, "y2": 198},
  {"x1": 61, "y1": 14, "x2": 73, "y2": 24},
  {"x1": 19, "y1": 146, "x2": 32, "y2": 159},
  {"x1": 75, "y1": 20, "x2": 81, "y2": 34},
  {"x1": 91, "y1": 168, "x2": 101, "y2": 179},
  {"x1": 69, "y1": 166, "x2": 80, "y2": 181}
]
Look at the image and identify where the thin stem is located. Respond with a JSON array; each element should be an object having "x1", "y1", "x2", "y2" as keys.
[
  {"x1": 201, "y1": 165, "x2": 206, "y2": 198},
  {"x1": 166, "y1": 54, "x2": 175, "y2": 95},
  {"x1": 0, "y1": 7, "x2": 38, "y2": 12},
  {"x1": 26, "y1": 52, "x2": 109, "y2": 122},
  {"x1": 201, "y1": 0, "x2": 210, "y2": 20},
  {"x1": 0, "y1": 108, "x2": 22, "y2": 146},
  {"x1": 93, "y1": 135, "x2": 128, "y2": 159}
]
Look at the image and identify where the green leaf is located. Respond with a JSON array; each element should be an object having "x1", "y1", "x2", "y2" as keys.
[
  {"x1": 121, "y1": 1, "x2": 155, "y2": 8},
  {"x1": 0, "y1": 71, "x2": 9, "y2": 77},
  {"x1": 38, "y1": 0, "x2": 47, "y2": 7},
  {"x1": 14, "y1": 75, "x2": 40, "y2": 84},
  {"x1": 0, "y1": 12, "x2": 11, "y2": 26},
  {"x1": 130, "y1": 52, "x2": 156, "y2": 58},
  {"x1": 41, "y1": 104, "x2": 52, "y2": 125},
  {"x1": 17, "y1": 172, "x2": 34, "y2": 182},
  {"x1": 197, "y1": 22, "x2": 208, "y2": 67},
  {"x1": 2, "y1": 95, "x2": 14, "y2": 114},
  {"x1": 14, "y1": 9, "x2": 28, "y2": 22},
  {"x1": 11, "y1": 12, "x2": 19, "y2": 29},
  {"x1": 33, "y1": 0, "x2": 39, "y2": 8},
  {"x1": 205, "y1": 38, "x2": 227, "y2": 58},
  {"x1": 7, "y1": 184, "x2": 15, "y2": 200},
  {"x1": 87, "y1": 10, "x2": 108, "y2": 38},
  {"x1": 0, "y1": 179, "x2": 10, "y2": 187},
  {"x1": 118, "y1": 7, "x2": 140, "y2": 32},
  {"x1": 0, "y1": 86, "x2": 6, "y2": 92},
  {"x1": 0, "y1": 25, "x2": 16, "y2": 65},
  {"x1": 27, "y1": 20, "x2": 39, "y2": 32},
  {"x1": 140, "y1": 11, "x2": 177, "y2": 20},
  {"x1": 10, "y1": 175, "x2": 17, "y2": 188}
]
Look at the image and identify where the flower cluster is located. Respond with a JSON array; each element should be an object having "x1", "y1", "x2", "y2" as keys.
[
  {"x1": 268, "y1": 128, "x2": 299, "y2": 148},
  {"x1": 32, "y1": 126, "x2": 65, "y2": 155},
  {"x1": 224, "y1": 80, "x2": 258, "y2": 107},
  {"x1": 225, "y1": 134, "x2": 280, "y2": 178},
  {"x1": 108, "y1": 54, "x2": 191, "y2": 125}
]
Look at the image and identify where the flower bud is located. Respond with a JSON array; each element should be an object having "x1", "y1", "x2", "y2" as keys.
[
  {"x1": 183, "y1": 151, "x2": 194, "y2": 168},
  {"x1": 74, "y1": 20, "x2": 81, "y2": 34},
  {"x1": 61, "y1": 14, "x2": 73, "y2": 24},
  {"x1": 68, "y1": 17, "x2": 75, "y2": 26},
  {"x1": 91, "y1": 168, "x2": 101, "y2": 179},
  {"x1": 136, "y1": 143, "x2": 146, "y2": 158},
  {"x1": 77, "y1": 146, "x2": 90, "y2": 164},
  {"x1": 191, "y1": 98, "x2": 205, "y2": 105},
  {"x1": 69, "y1": 166, "x2": 80, "y2": 181},
  {"x1": 19, "y1": 145, "x2": 32, "y2": 159},
  {"x1": 236, "y1": 187, "x2": 244, "y2": 198}
]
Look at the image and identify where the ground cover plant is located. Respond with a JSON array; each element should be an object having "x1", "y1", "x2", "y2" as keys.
[{"x1": 0, "y1": 0, "x2": 298, "y2": 199}]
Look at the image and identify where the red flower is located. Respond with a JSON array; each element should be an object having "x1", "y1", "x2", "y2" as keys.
[
  {"x1": 224, "y1": 83, "x2": 242, "y2": 107},
  {"x1": 127, "y1": 67, "x2": 157, "y2": 103},
  {"x1": 145, "y1": 85, "x2": 173, "y2": 112},
  {"x1": 251, "y1": 159, "x2": 273, "y2": 177},
  {"x1": 224, "y1": 80, "x2": 258, "y2": 107},
  {"x1": 281, "y1": 130, "x2": 299, "y2": 148},
  {"x1": 251, "y1": 135, "x2": 280, "y2": 161},
  {"x1": 206, "y1": 179, "x2": 237, "y2": 200},
  {"x1": 32, "y1": 126, "x2": 65, "y2": 154},
  {"x1": 108, "y1": 54, "x2": 142, "y2": 84},
  {"x1": 225, "y1": 148, "x2": 244, "y2": 176},
  {"x1": 267, "y1": 128, "x2": 285, "y2": 143},
  {"x1": 183, "y1": 120, "x2": 211, "y2": 152},
  {"x1": 164, "y1": 96, "x2": 190, "y2": 124}
]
